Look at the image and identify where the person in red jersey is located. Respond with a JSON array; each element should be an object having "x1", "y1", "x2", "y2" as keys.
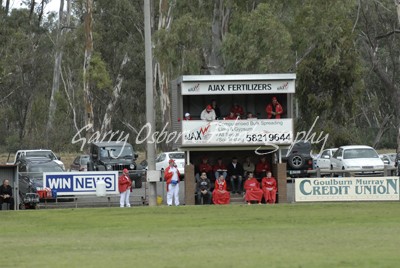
[
  {"x1": 164, "y1": 159, "x2": 181, "y2": 206},
  {"x1": 212, "y1": 174, "x2": 230, "y2": 205},
  {"x1": 196, "y1": 157, "x2": 213, "y2": 183},
  {"x1": 243, "y1": 172, "x2": 263, "y2": 205},
  {"x1": 230, "y1": 103, "x2": 245, "y2": 118},
  {"x1": 265, "y1": 96, "x2": 283, "y2": 119},
  {"x1": 262, "y1": 171, "x2": 277, "y2": 204},
  {"x1": 255, "y1": 156, "x2": 270, "y2": 180},
  {"x1": 118, "y1": 168, "x2": 132, "y2": 208}
]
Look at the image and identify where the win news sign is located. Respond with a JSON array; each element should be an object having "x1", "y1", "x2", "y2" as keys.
[
  {"x1": 43, "y1": 171, "x2": 119, "y2": 196},
  {"x1": 295, "y1": 177, "x2": 399, "y2": 202}
]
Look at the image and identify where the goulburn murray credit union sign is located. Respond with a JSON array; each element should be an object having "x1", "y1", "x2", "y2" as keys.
[{"x1": 295, "y1": 177, "x2": 399, "y2": 202}]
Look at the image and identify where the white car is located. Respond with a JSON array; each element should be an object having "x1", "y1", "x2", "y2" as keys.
[
  {"x1": 315, "y1": 148, "x2": 337, "y2": 169},
  {"x1": 330, "y1": 145, "x2": 384, "y2": 175},
  {"x1": 156, "y1": 151, "x2": 185, "y2": 176}
]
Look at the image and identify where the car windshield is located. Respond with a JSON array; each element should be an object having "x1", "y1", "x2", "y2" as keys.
[
  {"x1": 29, "y1": 164, "x2": 64, "y2": 173},
  {"x1": 343, "y1": 148, "x2": 378, "y2": 159},
  {"x1": 80, "y1": 157, "x2": 90, "y2": 165},
  {"x1": 100, "y1": 145, "x2": 133, "y2": 159},
  {"x1": 26, "y1": 151, "x2": 56, "y2": 160},
  {"x1": 169, "y1": 153, "x2": 185, "y2": 159}
]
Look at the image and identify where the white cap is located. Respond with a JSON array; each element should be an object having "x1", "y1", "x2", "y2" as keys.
[{"x1": 185, "y1": 113, "x2": 190, "y2": 117}]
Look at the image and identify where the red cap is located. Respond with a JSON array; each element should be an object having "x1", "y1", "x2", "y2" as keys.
[
  {"x1": 169, "y1": 159, "x2": 175, "y2": 164},
  {"x1": 206, "y1": 105, "x2": 212, "y2": 111},
  {"x1": 123, "y1": 168, "x2": 129, "y2": 174}
]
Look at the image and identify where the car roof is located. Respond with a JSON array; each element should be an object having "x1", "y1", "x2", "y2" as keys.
[
  {"x1": 18, "y1": 149, "x2": 53, "y2": 153},
  {"x1": 92, "y1": 142, "x2": 132, "y2": 147},
  {"x1": 339, "y1": 145, "x2": 374, "y2": 150},
  {"x1": 23, "y1": 157, "x2": 54, "y2": 163}
]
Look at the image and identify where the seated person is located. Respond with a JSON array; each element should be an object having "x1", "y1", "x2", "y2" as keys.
[
  {"x1": 0, "y1": 179, "x2": 14, "y2": 210},
  {"x1": 200, "y1": 105, "x2": 216, "y2": 121},
  {"x1": 195, "y1": 157, "x2": 213, "y2": 183},
  {"x1": 227, "y1": 156, "x2": 244, "y2": 194},
  {"x1": 213, "y1": 157, "x2": 227, "y2": 182},
  {"x1": 230, "y1": 103, "x2": 245, "y2": 118},
  {"x1": 196, "y1": 172, "x2": 212, "y2": 205},
  {"x1": 255, "y1": 156, "x2": 270, "y2": 180},
  {"x1": 261, "y1": 171, "x2": 278, "y2": 204},
  {"x1": 183, "y1": 112, "x2": 192, "y2": 120},
  {"x1": 243, "y1": 172, "x2": 263, "y2": 205},
  {"x1": 243, "y1": 157, "x2": 255, "y2": 177},
  {"x1": 224, "y1": 111, "x2": 239, "y2": 120},
  {"x1": 246, "y1": 112, "x2": 257, "y2": 120},
  {"x1": 212, "y1": 175, "x2": 230, "y2": 205}
]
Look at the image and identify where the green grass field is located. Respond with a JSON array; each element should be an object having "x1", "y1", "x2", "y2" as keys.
[{"x1": 1, "y1": 202, "x2": 400, "y2": 268}]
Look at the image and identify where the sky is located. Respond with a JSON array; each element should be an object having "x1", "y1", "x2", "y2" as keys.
[{"x1": 5, "y1": 0, "x2": 61, "y2": 14}]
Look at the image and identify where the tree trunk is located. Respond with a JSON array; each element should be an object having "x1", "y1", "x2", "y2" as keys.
[
  {"x1": 5, "y1": 0, "x2": 9, "y2": 15},
  {"x1": 47, "y1": 0, "x2": 65, "y2": 138},
  {"x1": 205, "y1": 0, "x2": 230, "y2": 75},
  {"x1": 29, "y1": 0, "x2": 35, "y2": 22},
  {"x1": 83, "y1": 0, "x2": 94, "y2": 143},
  {"x1": 154, "y1": 0, "x2": 174, "y2": 151},
  {"x1": 38, "y1": 0, "x2": 45, "y2": 25},
  {"x1": 100, "y1": 53, "x2": 130, "y2": 135},
  {"x1": 372, "y1": 115, "x2": 392, "y2": 148}
]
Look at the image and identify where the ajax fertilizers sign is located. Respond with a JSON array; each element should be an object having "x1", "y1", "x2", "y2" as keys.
[
  {"x1": 182, "y1": 119, "x2": 293, "y2": 146},
  {"x1": 295, "y1": 177, "x2": 399, "y2": 202}
]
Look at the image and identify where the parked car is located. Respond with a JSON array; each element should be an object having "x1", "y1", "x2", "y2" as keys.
[
  {"x1": 282, "y1": 141, "x2": 314, "y2": 177},
  {"x1": 315, "y1": 148, "x2": 338, "y2": 169},
  {"x1": 18, "y1": 157, "x2": 65, "y2": 208},
  {"x1": 9, "y1": 149, "x2": 65, "y2": 170},
  {"x1": 155, "y1": 151, "x2": 186, "y2": 176},
  {"x1": 379, "y1": 153, "x2": 396, "y2": 168},
  {"x1": 70, "y1": 155, "x2": 90, "y2": 171},
  {"x1": 330, "y1": 145, "x2": 384, "y2": 176}
]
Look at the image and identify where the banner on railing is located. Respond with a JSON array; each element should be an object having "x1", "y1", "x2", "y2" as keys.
[{"x1": 295, "y1": 177, "x2": 399, "y2": 202}]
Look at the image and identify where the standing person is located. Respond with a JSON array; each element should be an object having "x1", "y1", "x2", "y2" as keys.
[
  {"x1": 118, "y1": 169, "x2": 132, "y2": 208},
  {"x1": 244, "y1": 172, "x2": 263, "y2": 205},
  {"x1": 211, "y1": 99, "x2": 221, "y2": 119},
  {"x1": 164, "y1": 159, "x2": 181, "y2": 206},
  {"x1": 0, "y1": 179, "x2": 14, "y2": 210},
  {"x1": 266, "y1": 96, "x2": 283, "y2": 119},
  {"x1": 213, "y1": 175, "x2": 230, "y2": 205},
  {"x1": 262, "y1": 171, "x2": 278, "y2": 204},
  {"x1": 196, "y1": 172, "x2": 212, "y2": 205},
  {"x1": 227, "y1": 156, "x2": 244, "y2": 194},
  {"x1": 200, "y1": 104, "x2": 216, "y2": 121}
]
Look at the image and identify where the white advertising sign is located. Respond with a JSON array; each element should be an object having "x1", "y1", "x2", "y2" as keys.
[
  {"x1": 295, "y1": 177, "x2": 400, "y2": 202},
  {"x1": 43, "y1": 171, "x2": 119, "y2": 196},
  {"x1": 182, "y1": 119, "x2": 293, "y2": 146},
  {"x1": 181, "y1": 80, "x2": 295, "y2": 95}
]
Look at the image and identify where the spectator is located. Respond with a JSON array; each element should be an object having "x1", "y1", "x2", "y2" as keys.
[
  {"x1": 196, "y1": 172, "x2": 212, "y2": 205},
  {"x1": 200, "y1": 104, "x2": 216, "y2": 121},
  {"x1": 164, "y1": 159, "x2": 181, "y2": 206},
  {"x1": 243, "y1": 157, "x2": 255, "y2": 177},
  {"x1": 262, "y1": 171, "x2": 278, "y2": 204},
  {"x1": 0, "y1": 179, "x2": 14, "y2": 210},
  {"x1": 266, "y1": 96, "x2": 283, "y2": 119},
  {"x1": 196, "y1": 157, "x2": 213, "y2": 183},
  {"x1": 213, "y1": 157, "x2": 227, "y2": 182},
  {"x1": 255, "y1": 156, "x2": 270, "y2": 180},
  {"x1": 184, "y1": 112, "x2": 192, "y2": 120},
  {"x1": 118, "y1": 169, "x2": 132, "y2": 208},
  {"x1": 230, "y1": 103, "x2": 245, "y2": 118},
  {"x1": 211, "y1": 99, "x2": 221, "y2": 119},
  {"x1": 246, "y1": 112, "x2": 257, "y2": 120},
  {"x1": 224, "y1": 111, "x2": 238, "y2": 120},
  {"x1": 212, "y1": 174, "x2": 230, "y2": 205},
  {"x1": 244, "y1": 172, "x2": 263, "y2": 205},
  {"x1": 227, "y1": 156, "x2": 244, "y2": 194}
]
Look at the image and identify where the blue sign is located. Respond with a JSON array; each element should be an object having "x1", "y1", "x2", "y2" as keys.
[{"x1": 43, "y1": 171, "x2": 119, "y2": 196}]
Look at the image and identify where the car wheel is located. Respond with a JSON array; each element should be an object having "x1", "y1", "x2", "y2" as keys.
[{"x1": 288, "y1": 154, "x2": 304, "y2": 169}]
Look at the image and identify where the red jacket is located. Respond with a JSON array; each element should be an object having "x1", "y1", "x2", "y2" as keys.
[
  {"x1": 118, "y1": 174, "x2": 132, "y2": 193},
  {"x1": 261, "y1": 177, "x2": 277, "y2": 191},
  {"x1": 266, "y1": 102, "x2": 283, "y2": 119},
  {"x1": 255, "y1": 161, "x2": 270, "y2": 174},
  {"x1": 230, "y1": 105, "x2": 244, "y2": 117},
  {"x1": 198, "y1": 163, "x2": 213, "y2": 173},
  {"x1": 164, "y1": 166, "x2": 181, "y2": 186},
  {"x1": 213, "y1": 163, "x2": 227, "y2": 173}
]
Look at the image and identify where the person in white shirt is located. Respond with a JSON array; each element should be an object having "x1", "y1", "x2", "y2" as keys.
[
  {"x1": 164, "y1": 159, "x2": 181, "y2": 206},
  {"x1": 200, "y1": 105, "x2": 216, "y2": 121}
]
